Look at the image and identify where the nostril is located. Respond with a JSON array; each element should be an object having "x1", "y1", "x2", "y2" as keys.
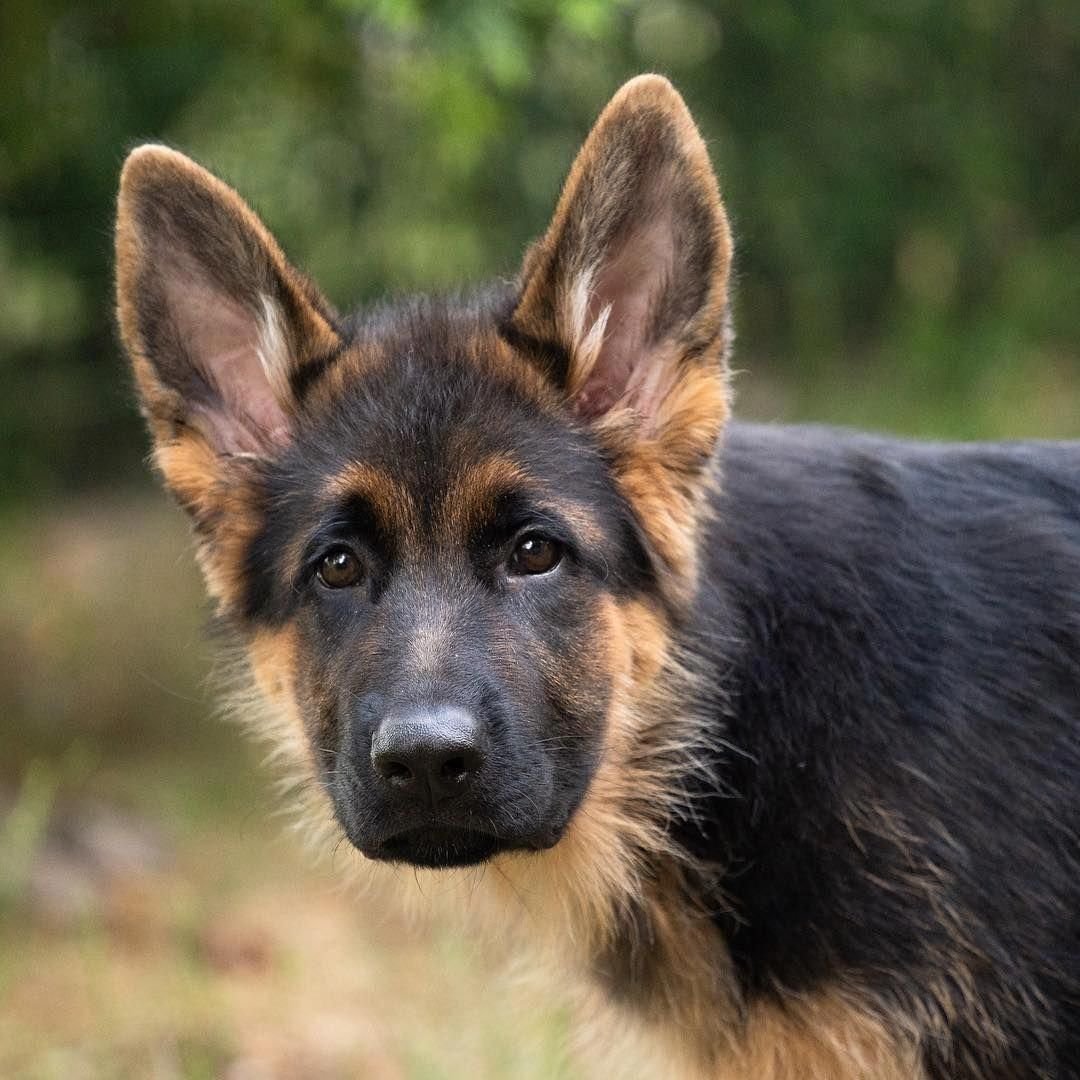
[
  {"x1": 440, "y1": 755, "x2": 469, "y2": 783},
  {"x1": 374, "y1": 756, "x2": 414, "y2": 784}
]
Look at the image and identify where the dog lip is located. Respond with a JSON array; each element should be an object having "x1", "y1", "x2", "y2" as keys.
[
  {"x1": 375, "y1": 821, "x2": 495, "y2": 846},
  {"x1": 357, "y1": 818, "x2": 568, "y2": 867},
  {"x1": 364, "y1": 824, "x2": 506, "y2": 868}
]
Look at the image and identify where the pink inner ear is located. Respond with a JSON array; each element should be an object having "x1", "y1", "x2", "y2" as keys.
[
  {"x1": 575, "y1": 209, "x2": 678, "y2": 423},
  {"x1": 164, "y1": 271, "x2": 290, "y2": 454}
]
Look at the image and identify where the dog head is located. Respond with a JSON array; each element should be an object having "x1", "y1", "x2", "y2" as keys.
[{"x1": 116, "y1": 75, "x2": 732, "y2": 870}]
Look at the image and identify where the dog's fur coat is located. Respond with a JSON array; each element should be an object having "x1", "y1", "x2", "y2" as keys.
[{"x1": 116, "y1": 76, "x2": 1080, "y2": 1078}]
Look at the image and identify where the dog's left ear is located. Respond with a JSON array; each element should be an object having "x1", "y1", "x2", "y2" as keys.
[{"x1": 509, "y1": 75, "x2": 733, "y2": 591}]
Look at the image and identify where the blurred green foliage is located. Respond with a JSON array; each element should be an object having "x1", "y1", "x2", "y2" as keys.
[
  {"x1": 0, "y1": 11, "x2": 1077, "y2": 1069},
  {"x1": 2, "y1": 0, "x2": 1078, "y2": 504}
]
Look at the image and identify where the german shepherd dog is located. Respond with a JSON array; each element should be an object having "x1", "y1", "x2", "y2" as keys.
[{"x1": 116, "y1": 76, "x2": 1080, "y2": 1078}]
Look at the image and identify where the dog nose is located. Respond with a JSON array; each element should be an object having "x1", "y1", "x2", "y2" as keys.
[{"x1": 370, "y1": 706, "x2": 485, "y2": 806}]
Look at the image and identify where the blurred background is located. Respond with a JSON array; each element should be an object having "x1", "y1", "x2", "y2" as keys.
[{"x1": 1, "y1": 1, "x2": 1077, "y2": 1076}]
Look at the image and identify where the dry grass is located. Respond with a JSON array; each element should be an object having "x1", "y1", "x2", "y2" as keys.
[{"x1": 0, "y1": 792, "x2": 578, "y2": 1079}]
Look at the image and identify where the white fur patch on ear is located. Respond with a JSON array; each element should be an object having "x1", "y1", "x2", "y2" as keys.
[
  {"x1": 256, "y1": 293, "x2": 292, "y2": 406},
  {"x1": 564, "y1": 267, "x2": 612, "y2": 398}
]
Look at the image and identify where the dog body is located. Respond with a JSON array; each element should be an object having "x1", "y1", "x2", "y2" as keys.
[
  {"x1": 116, "y1": 76, "x2": 1080, "y2": 1078},
  {"x1": 698, "y1": 423, "x2": 1080, "y2": 1077}
]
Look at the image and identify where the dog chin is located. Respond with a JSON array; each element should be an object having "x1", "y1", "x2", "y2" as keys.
[
  {"x1": 360, "y1": 822, "x2": 566, "y2": 869},
  {"x1": 362, "y1": 826, "x2": 506, "y2": 868}
]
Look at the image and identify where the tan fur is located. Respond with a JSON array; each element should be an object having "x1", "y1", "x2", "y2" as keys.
[
  {"x1": 301, "y1": 339, "x2": 388, "y2": 413},
  {"x1": 440, "y1": 451, "x2": 609, "y2": 554},
  {"x1": 245, "y1": 627, "x2": 310, "y2": 759},
  {"x1": 725, "y1": 992, "x2": 925, "y2": 1080},
  {"x1": 441, "y1": 453, "x2": 530, "y2": 538},
  {"x1": 150, "y1": 438, "x2": 262, "y2": 613},
  {"x1": 469, "y1": 326, "x2": 567, "y2": 406},
  {"x1": 600, "y1": 397, "x2": 729, "y2": 604},
  {"x1": 569, "y1": 988, "x2": 925, "y2": 1080},
  {"x1": 322, "y1": 461, "x2": 418, "y2": 544}
]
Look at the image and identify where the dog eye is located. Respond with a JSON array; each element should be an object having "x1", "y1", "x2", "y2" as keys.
[
  {"x1": 508, "y1": 535, "x2": 563, "y2": 576},
  {"x1": 316, "y1": 547, "x2": 364, "y2": 589}
]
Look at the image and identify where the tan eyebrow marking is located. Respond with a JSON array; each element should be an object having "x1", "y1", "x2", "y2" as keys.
[
  {"x1": 441, "y1": 454, "x2": 529, "y2": 539},
  {"x1": 321, "y1": 461, "x2": 418, "y2": 541},
  {"x1": 440, "y1": 452, "x2": 607, "y2": 549}
]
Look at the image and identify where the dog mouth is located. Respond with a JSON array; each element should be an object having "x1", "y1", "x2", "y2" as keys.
[{"x1": 366, "y1": 825, "x2": 506, "y2": 868}]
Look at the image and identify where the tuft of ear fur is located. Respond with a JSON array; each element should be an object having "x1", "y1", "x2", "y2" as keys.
[
  {"x1": 509, "y1": 75, "x2": 734, "y2": 597},
  {"x1": 116, "y1": 145, "x2": 341, "y2": 606}
]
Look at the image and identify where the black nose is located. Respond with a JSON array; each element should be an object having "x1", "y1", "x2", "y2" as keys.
[{"x1": 370, "y1": 706, "x2": 485, "y2": 807}]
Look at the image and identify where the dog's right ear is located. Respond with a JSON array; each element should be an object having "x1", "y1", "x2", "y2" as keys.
[{"x1": 116, "y1": 145, "x2": 340, "y2": 528}]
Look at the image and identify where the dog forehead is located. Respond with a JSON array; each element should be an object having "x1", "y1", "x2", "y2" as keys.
[
  {"x1": 301, "y1": 356, "x2": 601, "y2": 548},
  {"x1": 317, "y1": 451, "x2": 532, "y2": 543}
]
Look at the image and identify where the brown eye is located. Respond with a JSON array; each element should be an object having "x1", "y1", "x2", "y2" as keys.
[
  {"x1": 317, "y1": 547, "x2": 364, "y2": 589},
  {"x1": 508, "y1": 535, "x2": 563, "y2": 576}
]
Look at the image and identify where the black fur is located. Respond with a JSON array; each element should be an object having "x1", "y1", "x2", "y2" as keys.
[{"x1": 686, "y1": 423, "x2": 1080, "y2": 1078}]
